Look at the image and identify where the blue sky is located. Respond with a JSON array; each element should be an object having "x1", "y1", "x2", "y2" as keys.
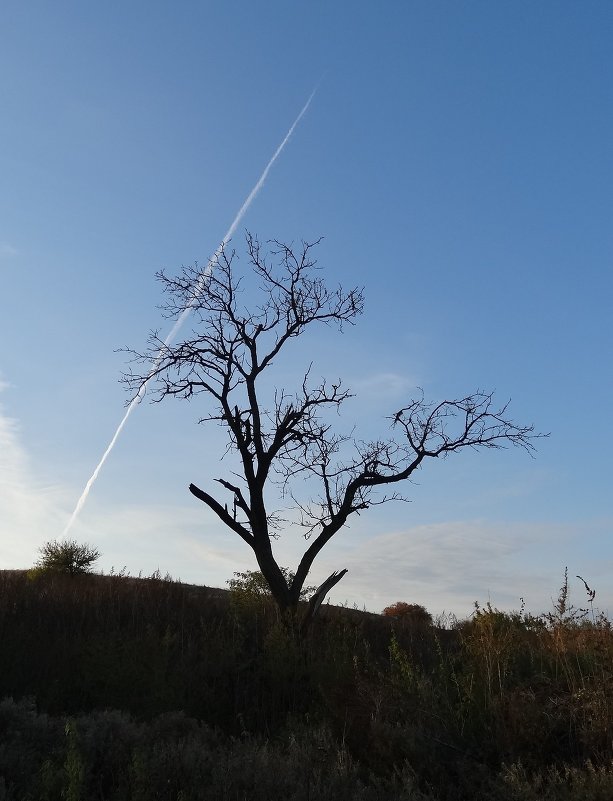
[{"x1": 1, "y1": 1, "x2": 612, "y2": 618}]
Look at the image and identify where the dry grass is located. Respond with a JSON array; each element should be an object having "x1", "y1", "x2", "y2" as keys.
[{"x1": 1, "y1": 568, "x2": 612, "y2": 799}]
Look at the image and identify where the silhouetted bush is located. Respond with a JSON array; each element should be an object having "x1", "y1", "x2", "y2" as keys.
[{"x1": 31, "y1": 539, "x2": 100, "y2": 577}]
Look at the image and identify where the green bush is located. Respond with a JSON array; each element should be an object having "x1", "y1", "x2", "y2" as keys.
[
  {"x1": 33, "y1": 539, "x2": 100, "y2": 577},
  {"x1": 227, "y1": 568, "x2": 315, "y2": 613}
]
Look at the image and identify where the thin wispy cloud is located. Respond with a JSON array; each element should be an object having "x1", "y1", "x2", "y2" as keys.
[
  {"x1": 69, "y1": 501, "x2": 246, "y2": 584},
  {"x1": 0, "y1": 384, "x2": 67, "y2": 565},
  {"x1": 0, "y1": 382, "x2": 244, "y2": 582},
  {"x1": 0, "y1": 390, "x2": 245, "y2": 579},
  {"x1": 323, "y1": 519, "x2": 613, "y2": 618},
  {"x1": 0, "y1": 243, "x2": 19, "y2": 259}
]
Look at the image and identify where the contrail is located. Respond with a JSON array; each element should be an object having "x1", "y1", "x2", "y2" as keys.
[{"x1": 61, "y1": 87, "x2": 317, "y2": 538}]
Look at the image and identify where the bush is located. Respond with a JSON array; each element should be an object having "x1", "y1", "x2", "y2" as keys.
[
  {"x1": 227, "y1": 568, "x2": 315, "y2": 608},
  {"x1": 382, "y1": 602, "x2": 433, "y2": 626},
  {"x1": 34, "y1": 539, "x2": 100, "y2": 577}
]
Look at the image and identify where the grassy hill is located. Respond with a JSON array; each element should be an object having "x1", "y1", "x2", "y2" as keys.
[{"x1": 1, "y1": 568, "x2": 613, "y2": 800}]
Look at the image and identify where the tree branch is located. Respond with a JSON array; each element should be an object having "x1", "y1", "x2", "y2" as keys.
[{"x1": 189, "y1": 483, "x2": 254, "y2": 546}]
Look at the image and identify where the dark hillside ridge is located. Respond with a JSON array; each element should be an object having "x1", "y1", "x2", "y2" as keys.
[{"x1": 0, "y1": 569, "x2": 441, "y2": 722}]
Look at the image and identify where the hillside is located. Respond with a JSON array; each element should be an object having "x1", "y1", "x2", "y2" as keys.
[{"x1": 1, "y1": 568, "x2": 613, "y2": 800}]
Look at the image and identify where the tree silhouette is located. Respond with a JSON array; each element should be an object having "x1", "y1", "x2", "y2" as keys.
[{"x1": 123, "y1": 234, "x2": 540, "y2": 623}]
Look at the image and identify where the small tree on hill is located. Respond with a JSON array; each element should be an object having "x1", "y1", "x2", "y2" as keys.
[
  {"x1": 36, "y1": 539, "x2": 100, "y2": 576},
  {"x1": 123, "y1": 233, "x2": 541, "y2": 625}
]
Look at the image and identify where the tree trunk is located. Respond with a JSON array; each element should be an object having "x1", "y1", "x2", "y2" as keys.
[
  {"x1": 253, "y1": 546, "x2": 292, "y2": 612},
  {"x1": 300, "y1": 569, "x2": 348, "y2": 633}
]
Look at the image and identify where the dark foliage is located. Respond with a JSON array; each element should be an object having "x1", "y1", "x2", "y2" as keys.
[
  {"x1": 33, "y1": 539, "x2": 100, "y2": 577},
  {"x1": 382, "y1": 602, "x2": 433, "y2": 626},
  {"x1": 1, "y1": 570, "x2": 612, "y2": 800}
]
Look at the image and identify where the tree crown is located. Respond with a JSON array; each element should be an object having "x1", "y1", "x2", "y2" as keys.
[{"x1": 122, "y1": 234, "x2": 542, "y2": 614}]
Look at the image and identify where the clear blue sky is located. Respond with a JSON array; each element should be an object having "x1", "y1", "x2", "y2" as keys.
[{"x1": 1, "y1": 1, "x2": 612, "y2": 618}]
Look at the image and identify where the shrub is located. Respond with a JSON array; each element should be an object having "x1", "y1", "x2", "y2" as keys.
[
  {"x1": 34, "y1": 539, "x2": 100, "y2": 577},
  {"x1": 382, "y1": 602, "x2": 433, "y2": 626},
  {"x1": 227, "y1": 568, "x2": 315, "y2": 608}
]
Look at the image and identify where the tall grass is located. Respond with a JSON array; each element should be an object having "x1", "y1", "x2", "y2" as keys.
[{"x1": 1, "y1": 568, "x2": 612, "y2": 799}]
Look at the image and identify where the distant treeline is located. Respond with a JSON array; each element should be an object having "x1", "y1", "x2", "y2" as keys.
[{"x1": 1, "y1": 569, "x2": 613, "y2": 800}]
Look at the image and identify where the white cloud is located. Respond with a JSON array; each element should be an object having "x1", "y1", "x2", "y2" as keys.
[
  {"x1": 321, "y1": 519, "x2": 613, "y2": 620},
  {"x1": 0, "y1": 378, "x2": 252, "y2": 582},
  {"x1": 68, "y1": 500, "x2": 250, "y2": 586},
  {"x1": 0, "y1": 390, "x2": 68, "y2": 565}
]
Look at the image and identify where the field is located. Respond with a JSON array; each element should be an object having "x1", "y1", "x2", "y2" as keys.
[{"x1": 1, "y1": 568, "x2": 612, "y2": 800}]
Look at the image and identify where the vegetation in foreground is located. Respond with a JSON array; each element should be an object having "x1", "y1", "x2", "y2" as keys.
[{"x1": 1, "y1": 568, "x2": 612, "y2": 800}]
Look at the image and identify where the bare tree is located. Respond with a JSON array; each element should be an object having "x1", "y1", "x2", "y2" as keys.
[{"x1": 122, "y1": 234, "x2": 540, "y2": 622}]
